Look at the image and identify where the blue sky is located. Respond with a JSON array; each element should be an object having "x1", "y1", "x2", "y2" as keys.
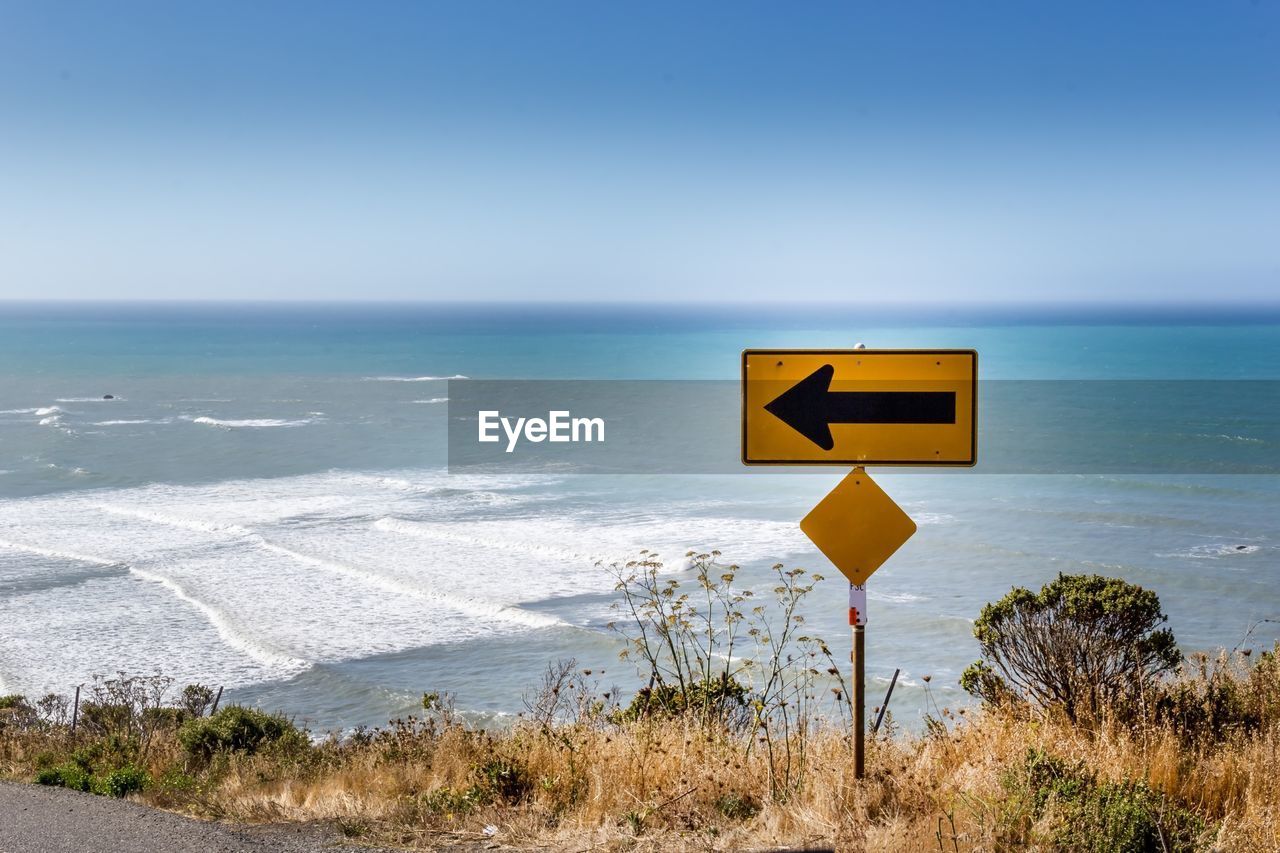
[{"x1": 1, "y1": 1, "x2": 1277, "y2": 302}]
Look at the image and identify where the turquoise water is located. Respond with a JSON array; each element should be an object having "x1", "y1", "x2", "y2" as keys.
[{"x1": 1, "y1": 303, "x2": 1277, "y2": 730}]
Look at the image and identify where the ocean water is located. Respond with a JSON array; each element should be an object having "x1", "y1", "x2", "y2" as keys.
[{"x1": 1, "y1": 302, "x2": 1277, "y2": 731}]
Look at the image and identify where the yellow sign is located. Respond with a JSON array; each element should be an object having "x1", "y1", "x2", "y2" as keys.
[
  {"x1": 741, "y1": 349, "x2": 977, "y2": 466},
  {"x1": 800, "y1": 469, "x2": 916, "y2": 585}
]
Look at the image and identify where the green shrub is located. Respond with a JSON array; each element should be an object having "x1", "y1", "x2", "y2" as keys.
[
  {"x1": 1004, "y1": 748, "x2": 1206, "y2": 852},
  {"x1": 76, "y1": 701, "x2": 135, "y2": 737},
  {"x1": 35, "y1": 762, "x2": 92, "y2": 792},
  {"x1": 93, "y1": 764, "x2": 150, "y2": 798},
  {"x1": 178, "y1": 705, "x2": 308, "y2": 762},
  {"x1": 141, "y1": 706, "x2": 188, "y2": 731},
  {"x1": 1155, "y1": 644, "x2": 1280, "y2": 743},
  {"x1": 420, "y1": 785, "x2": 489, "y2": 816},
  {"x1": 178, "y1": 683, "x2": 216, "y2": 718},
  {"x1": 616, "y1": 676, "x2": 749, "y2": 723},
  {"x1": 715, "y1": 792, "x2": 760, "y2": 820},
  {"x1": 0, "y1": 694, "x2": 26, "y2": 710},
  {"x1": 962, "y1": 574, "x2": 1181, "y2": 721},
  {"x1": 475, "y1": 756, "x2": 531, "y2": 803}
]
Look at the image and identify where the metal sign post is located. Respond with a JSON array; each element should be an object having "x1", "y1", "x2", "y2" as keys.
[{"x1": 850, "y1": 583, "x2": 867, "y2": 778}]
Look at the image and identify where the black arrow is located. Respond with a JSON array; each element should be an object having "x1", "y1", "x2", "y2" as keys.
[{"x1": 764, "y1": 364, "x2": 955, "y2": 451}]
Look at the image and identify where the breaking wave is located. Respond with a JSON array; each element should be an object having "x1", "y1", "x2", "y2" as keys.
[{"x1": 189, "y1": 416, "x2": 317, "y2": 428}]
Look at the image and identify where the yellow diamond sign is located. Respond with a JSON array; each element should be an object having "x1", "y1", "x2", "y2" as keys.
[{"x1": 800, "y1": 468, "x2": 916, "y2": 586}]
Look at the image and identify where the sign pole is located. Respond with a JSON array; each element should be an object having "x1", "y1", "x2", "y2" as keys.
[{"x1": 850, "y1": 580, "x2": 867, "y2": 779}]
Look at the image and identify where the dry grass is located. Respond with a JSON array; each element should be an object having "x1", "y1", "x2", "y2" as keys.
[{"x1": 7, "y1": 660, "x2": 1279, "y2": 852}]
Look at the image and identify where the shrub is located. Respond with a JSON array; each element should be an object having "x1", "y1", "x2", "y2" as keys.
[
  {"x1": 715, "y1": 792, "x2": 761, "y2": 820},
  {"x1": 0, "y1": 694, "x2": 36, "y2": 730},
  {"x1": 1004, "y1": 748, "x2": 1206, "y2": 852},
  {"x1": 475, "y1": 756, "x2": 531, "y2": 803},
  {"x1": 617, "y1": 676, "x2": 749, "y2": 722},
  {"x1": 606, "y1": 552, "x2": 846, "y2": 796},
  {"x1": 35, "y1": 762, "x2": 92, "y2": 792},
  {"x1": 178, "y1": 705, "x2": 308, "y2": 762},
  {"x1": 178, "y1": 683, "x2": 216, "y2": 719},
  {"x1": 961, "y1": 573, "x2": 1181, "y2": 721},
  {"x1": 1153, "y1": 643, "x2": 1280, "y2": 743},
  {"x1": 420, "y1": 785, "x2": 488, "y2": 817},
  {"x1": 93, "y1": 764, "x2": 150, "y2": 798}
]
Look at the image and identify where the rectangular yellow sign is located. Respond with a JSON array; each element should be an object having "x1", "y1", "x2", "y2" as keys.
[{"x1": 741, "y1": 349, "x2": 977, "y2": 465}]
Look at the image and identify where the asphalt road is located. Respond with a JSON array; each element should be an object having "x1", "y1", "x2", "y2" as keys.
[{"x1": 0, "y1": 781, "x2": 407, "y2": 853}]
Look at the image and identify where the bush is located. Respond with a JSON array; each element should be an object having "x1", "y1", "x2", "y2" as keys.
[
  {"x1": 961, "y1": 573, "x2": 1181, "y2": 721},
  {"x1": 178, "y1": 683, "x2": 216, "y2": 719},
  {"x1": 607, "y1": 552, "x2": 846, "y2": 797},
  {"x1": 617, "y1": 676, "x2": 749, "y2": 722},
  {"x1": 141, "y1": 706, "x2": 188, "y2": 730},
  {"x1": 35, "y1": 762, "x2": 92, "y2": 792},
  {"x1": 420, "y1": 785, "x2": 489, "y2": 817},
  {"x1": 93, "y1": 764, "x2": 150, "y2": 798},
  {"x1": 1153, "y1": 643, "x2": 1280, "y2": 743},
  {"x1": 1004, "y1": 748, "x2": 1206, "y2": 852},
  {"x1": 475, "y1": 756, "x2": 531, "y2": 804},
  {"x1": 715, "y1": 792, "x2": 761, "y2": 820},
  {"x1": 0, "y1": 694, "x2": 37, "y2": 731},
  {"x1": 178, "y1": 705, "x2": 308, "y2": 762}
]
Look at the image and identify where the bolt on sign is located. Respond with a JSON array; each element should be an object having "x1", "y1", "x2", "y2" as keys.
[{"x1": 740, "y1": 349, "x2": 977, "y2": 466}]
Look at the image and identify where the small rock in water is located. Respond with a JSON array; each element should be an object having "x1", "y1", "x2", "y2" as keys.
[
  {"x1": 103, "y1": 394, "x2": 114, "y2": 400},
  {"x1": 1235, "y1": 545, "x2": 1249, "y2": 551}
]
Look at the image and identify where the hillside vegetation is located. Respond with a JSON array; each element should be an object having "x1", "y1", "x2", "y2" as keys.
[{"x1": 2, "y1": 555, "x2": 1277, "y2": 851}]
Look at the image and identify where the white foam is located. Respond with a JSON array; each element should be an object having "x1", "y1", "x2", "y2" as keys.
[
  {"x1": 0, "y1": 535, "x2": 305, "y2": 679},
  {"x1": 34, "y1": 406, "x2": 62, "y2": 416},
  {"x1": 1193, "y1": 433, "x2": 1265, "y2": 445},
  {"x1": 128, "y1": 566, "x2": 308, "y2": 672},
  {"x1": 363, "y1": 375, "x2": 468, "y2": 381},
  {"x1": 38, "y1": 416, "x2": 61, "y2": 426},
  {"x1": 93, "y1": 503, "x2": 254, "y2": 537},
  {"x1": 0, "y1": 537, "x2": 119, "y2": 567},
  {"x1": 375, "y1": 517, "x2": 613, "y2": 566},
  {"x1": 870, "y1": 591, "x2": 926, "y2": 603},
  {"x1": 1163, "y1": 543, "x2": 1262, "y2": 559},
  {"x1": 189, "y1": 416, "x2": 315, "y2": 428},
  {"x1": 0, "y1": 573, "x2": 291, "y2": 695},
  {"x1": 93, "y1": 419, "x2": 164, "y2": 426},
  {"x1": 410, "y1": 397, "x2": 449, "y2": 404},
  {"x1": 0, "y1": 408, "x2": 38, "y2": 415},
  {"x1": 55, "y1": 397, "x2": 125, "y2": 403},
  {"x1": 257, "y1": 539, "x2": 563, "y2": 629},
  {"x1": 0, "y1": 468, "x2": 818, "y2": 699}
]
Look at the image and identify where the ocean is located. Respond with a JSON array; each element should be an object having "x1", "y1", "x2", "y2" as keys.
[{"x1": 1, "y1": 302, "x2": 1277, "y2": 731}]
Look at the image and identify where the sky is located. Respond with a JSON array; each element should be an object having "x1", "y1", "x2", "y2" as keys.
[{"x1": 0, "y1": 1, "x2": 1277, "y2": 302}]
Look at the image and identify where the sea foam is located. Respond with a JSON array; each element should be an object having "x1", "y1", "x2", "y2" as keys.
[{"x1": 190, "y1": 416, "x2": 316, "y2": 428}]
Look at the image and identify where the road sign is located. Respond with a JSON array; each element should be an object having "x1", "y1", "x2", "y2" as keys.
[
  {"x1": 799, "y1": 468, "x2": 916, "y2": 586},
  {"x1": 741, "y1": 349, "x2": 977, "y2": 465}
]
